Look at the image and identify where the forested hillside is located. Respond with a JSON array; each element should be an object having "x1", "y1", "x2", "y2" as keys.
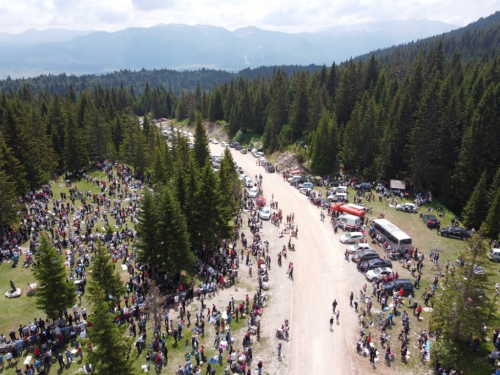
[{"x1": 1, "y1": 11, "x2": 500, "y2": 239}]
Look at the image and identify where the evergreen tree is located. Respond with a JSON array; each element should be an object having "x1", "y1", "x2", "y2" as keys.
[
  {"x1": 0, "y1": 140, "x2": 20, "y2": 237},
  {"x1": 193, "y1": 112, "x2": 210, "y2": 169},
  {"x1": 157, "y1": 187, "x2": 195, "y2": 273},
  {"x1": 136, "y1": 190, "x2": 161, "y2": 275},
  {"x1": 485, "y1": 189, "x2": 500, "y2": 240},
  {"x1": 33, "y1": 236, "x2": 77, "y2": 320},
  {"x1": 289, "y1": 71, "x2": 309, "y2": 140},
  {"x1": 462, "y1": 170, "x2": 489, "y2": 230},
  {"x1": 310, "y1": 110, "x2": 333, "y2": 175},
  {"x1": 88, "y1": 244, "x2": 125, "y2": 301},
  {"x1": 85, "y1": 284, "x2": 137, "y2": 375},
  {"x1": 263, "y1": 70, "x2": 288, "y2": 152},
  {"x1": 430, "y1": 229, "x2": 493, "y2": 343},
  {"x1": 64, "y1": 103, "x2": 88, "y2": 171}
]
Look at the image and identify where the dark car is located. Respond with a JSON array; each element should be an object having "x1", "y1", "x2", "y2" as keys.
[
  {"x1": 355, "y1": 182, "x2": 372, "y2": 191},
  {"x1": 422, "y1": 214, "x2": 440, "y2": 228},
  {"x1": 355, "y1": 250, "x2": 380, "y2": 263},
  {"x1": 234, "y1": 145, "x2": 242, "y2": 150},
  {"x1": 439, "y1": 226, "x2": 472, "y2": 240},
  {"x1": 360, "y1": 258, "x2": 393, "y2": 271},
  {"x1": 229, "y1": 143, "x2": 236, "y2": 148},
  {"x1": 381, "y1": 279, "x2": 414, "y2": 297},
  {"x1": 248, "y1": 146, "x2": 253, "y2": 151},
  {"x1": 266, "y1": 165, "x2": 275, "y2": 173}
]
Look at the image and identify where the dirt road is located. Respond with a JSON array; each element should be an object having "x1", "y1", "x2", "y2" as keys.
[{"x1": 216, "y1": 146, "x2": 370, "y2": 374}]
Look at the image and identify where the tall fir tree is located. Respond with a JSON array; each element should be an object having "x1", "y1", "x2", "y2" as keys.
[
  {"x1": 193, "y1": 112, "x2": 210, "y2": 169},
  {"x1": 64, "y1": 102, "x2": 88, "y2": 171},
  {"x1": 33, "y1": 236, "x2": 77, "y2": 320},
  {"x1": 85, "y1": 283, "x2": 137, "y2": 375},
  {"x1": 88, "y1": 244, "x2": 125, "y2": 301},
  {"x1": 461, "y1": 170, "x2": 489, "y2": 230}
]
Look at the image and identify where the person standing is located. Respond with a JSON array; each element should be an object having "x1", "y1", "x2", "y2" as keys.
[
  {"x1": 349, "y1": 292, "x2": 354, "y2": 307},
  {"x1": 277, "y1": 343, "x2": 282, "y2": 359},
  {"x1": 332, "y1": 299, "x2": 338, "y2": 313},
  {"x1": 336, "y1": 310, "x2": 340, "y2": 322},
  {"x1": 330, "y1": 316, "x2": 334, "y2": 330}
]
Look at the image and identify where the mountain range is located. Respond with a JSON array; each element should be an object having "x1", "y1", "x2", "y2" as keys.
[{"x1": 0, "y1": 20, "x2": 458, "y2": 78}]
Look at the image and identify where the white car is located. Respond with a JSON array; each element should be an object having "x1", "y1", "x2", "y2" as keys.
[
  {"x1": 238, "y1": 174, "x2": 247, "y2": 181},
  {"x1": 211, "y1": 139, "x2": 219, "y2": 144},
  {"x1": 221, "y1": 142, "x2": 228, "y2": 147},
  {"x1": 244, "y1": 177, "x2": 253, "y2": 188},
  {"x1": 396, "y1": 203, "x2": 418, "y2": 213},
  {"x1": 247, "y1": 187, "x2": 259, "y2": 198},
  {"x1": 287, "y1": 176, "x2": 301, "y2": 183},
  {"x1": 299, "y1": 187, "x2": 313, "y2": 195},
  {"x1": 260, "y1": 206, "x2": 272, "y2": 220},
  {"x1": 348, "y1": 243, "x2": 373, "y2": 253},
  {"x1": 365, "y1": 267, "x2": 393, "y2": 282},
  {"x1": 327, "y1": 193, "x2": 349, "y2": 202},
  {"x1": 340, "y1": 232, "x2": 365, "y2": 244}
]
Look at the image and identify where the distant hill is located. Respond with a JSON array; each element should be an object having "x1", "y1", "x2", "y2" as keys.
[
  {"x1": 0, "y1": 20, "x2": 458, "y2": 78},
  {"x1": 355, "y1": 11, "x2": 500, "y2": 64}
]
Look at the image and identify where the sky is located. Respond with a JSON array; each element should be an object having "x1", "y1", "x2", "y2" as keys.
[{"x1": 0, "y1": 0, "x2": 498, "y2": 34}]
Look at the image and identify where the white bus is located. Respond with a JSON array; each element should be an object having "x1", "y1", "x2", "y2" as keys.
[{"x1": 372, "y1": 219, "x2": 412, "y2": 249}]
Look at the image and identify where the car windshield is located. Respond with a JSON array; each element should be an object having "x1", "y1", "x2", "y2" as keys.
[
  {"x1": 373, "y1": 269, "x2": 381, "y2": 275},
  {"x1": 345, "y1": 233, "x2": 352, "y2": 238}
]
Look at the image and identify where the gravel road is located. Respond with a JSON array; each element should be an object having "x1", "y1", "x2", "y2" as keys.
[{"x1": 215, "y1": 146, "x2": 375, "y2": 375}]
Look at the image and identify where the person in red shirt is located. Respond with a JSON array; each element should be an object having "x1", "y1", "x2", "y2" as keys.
[{"x1": 416, "y1": 305, "x2": 423, "y2": 320}]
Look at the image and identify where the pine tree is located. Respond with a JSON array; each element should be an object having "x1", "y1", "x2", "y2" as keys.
[
  {"x1": 462, "y1": 170, "x2": 489, "y2": 230},
  {"x1": 64, "y1": 102, "x2": 88, "y2": 171},
  {"x1": 33, "y1": 236, "x2": 77, "y2": 320},
  {"x1": 193, "y1": 112, "x2": 210, "y2": 169},
  {"x1": 430, "y1": 228, "x2": 494, "y2": 343},
  {"x1": 157, "y1": 187, "x2": 195, "y2": 273},
  {"x1": 0, "y1": 140, "x2": 20, "y2": 237},
  {"x1": 85, "y1": 284, "x2": 137, "y2": 375},
  {"x1": 88, "y1": 244, "x2": 125, "y2": 301},
  {"x1": 136, "y1": 190, "x2": 161, "y2": 275},
  {"x1": 289, "y1": 71, "x2": 309, "y2": 140},
  {"x1": 485, "y1": 189, "x2": 500, "y2": 240},
  {"x1": 310, "y1": 110, "x2": 333, "y2": 175},
  {"x1": 263, "y1": 70, "x2": 288, "y2": 152}
]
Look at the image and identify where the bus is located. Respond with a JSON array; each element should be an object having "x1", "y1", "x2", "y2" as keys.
[{"x1": 372, "y1": 219, "x2": 412, "y2": 250}]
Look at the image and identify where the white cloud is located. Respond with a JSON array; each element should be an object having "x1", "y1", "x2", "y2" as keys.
[{"x1": 0, "y1": 0, "x2": 498, "y2": 34}]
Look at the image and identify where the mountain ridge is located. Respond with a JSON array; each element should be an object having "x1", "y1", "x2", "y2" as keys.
[{"x1": 0, "y1": 19, "x2": 459, "y2": 78}]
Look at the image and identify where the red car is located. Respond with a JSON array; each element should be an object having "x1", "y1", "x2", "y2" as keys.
[{"x1": 256, "y1": 197, "x2": 266, "y2": 207}]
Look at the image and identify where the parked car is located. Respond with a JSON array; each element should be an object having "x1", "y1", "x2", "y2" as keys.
[
  {"x1": 211, "y1": 139, "x2": 219, "y2": 144},
  {"x1": 340, "y1": 232, "x2": 365, "y2": 244},
  {"x1": 221, "y1": 142, "x2": 228, "y2": 147},
  {"x1": 396, "y1": 203, "x2": 418, "y2": 213},
  {"x1": 365, "y1": 267, "x2": 393, "y2": 282},
  {"x1": 422, "y1": 214, "x2": 440, "y2": 228},
  {"x1": 240, "y1": 148, "x2": 248, "y2": 154},
  {"x1": 260, "y1": 206, "x2": 271, "y2": 220},
  {"x1": 299, "y1": 182, "x2": 314, "y2": 189},
  {"x1": 488, "y1": 248, "x2": 500, "y2": 262},
  {"x1": 360, "y1": 259, "x2": 393, "y2": 271},
  {"x1": 256, "y1": 197, "x2": 266, "y2": 207},
  {"x1": 238, "y1": 173, "x2": 247, "y2": 181},
  {"x1": 247, "y1": 187, "x2": 259, "y2": 198},
  {"x1": 348, "y1": 243, "x2": 373, "y2": 253},
  {"x1": 439, "y1": 226, "x2": 472, "y2": 240},
  {"x1": 381, "y1": 279, "x2": 414, "y2": 296},
  {"x1": 327, "y1": 193, "x2": 349, "y2": 202},
  {"x1": 354, "y1": 182, "x2": 372, "y2": 191},
  {"x1": 287, "y1": 176, "x2": 301, "y2": 184},
  {"x1": 266, "y1": 165, "x2": 275, "y2": 173},
  {"x1": 299, "y1": 187, "x2": 313, "y2": 195},
  {"x1": 234, "y1": 145, "x2": 242, "y2": 150},
  {"x1": 355, "y1": 250, "x2": 380, "y2": 263},
  {"x1": 244, "y1": 177, "x2": 253, "y2": 188}
]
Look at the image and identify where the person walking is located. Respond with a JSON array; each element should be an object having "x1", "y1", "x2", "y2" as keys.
[
  {"x1": 332, "y1": 299, "x2": 338, "y2": 313},
  {"x1": 278, "y1": 343, "x2": 282, "y2": 359},
  {"x1": 349, "y1": 292, "x2": 354, "y2": 307},
  {"x1": 330, "y1": 316, "x2": 334, "y2": 330},
  {"x1": 336, "y1": 310, "x2": 340, "y2": 322}
]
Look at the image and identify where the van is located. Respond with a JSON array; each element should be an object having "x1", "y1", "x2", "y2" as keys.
[
  {"x1": 336, "y1": 213, "x2": 361, "y2": 231},
  {"x1": 488, "y1": 248, "x2": 500, "y2": 262}
]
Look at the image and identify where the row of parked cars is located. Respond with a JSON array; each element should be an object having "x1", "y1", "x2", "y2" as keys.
[{"x1": 340, "y1": 235, "x2": 414, "y2": 296}]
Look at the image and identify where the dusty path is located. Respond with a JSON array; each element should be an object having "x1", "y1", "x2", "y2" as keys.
[{"x1": 216, "y1": 146, "x2": 369, "y2": 374}]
